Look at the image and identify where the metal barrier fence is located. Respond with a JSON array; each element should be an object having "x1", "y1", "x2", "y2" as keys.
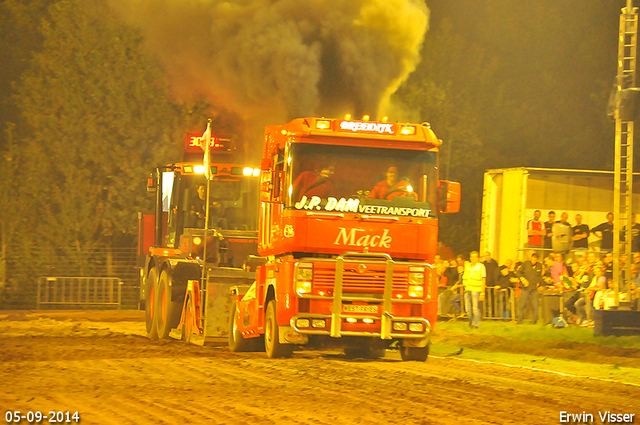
[
  {"x1": 483, "y1": 287, "x2": 516, "y2": 321},
  {"x1": 37, "y1": 277, "x2": 122, "y2": 309},
  {"x1": 438, "y1": 285, "x2": 599, "y2": 325}
]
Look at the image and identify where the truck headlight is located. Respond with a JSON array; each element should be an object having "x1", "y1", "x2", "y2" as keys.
[
  {"x1": 393, "y1": 322, "x2": 407, "y2": 331},
  {"x1": 296, "y1": 318, "x2": 310, "y2": 328},
  {"x1": 408, "y1": 268, "x2": 424, "y2": 297},
  {"x1": 296, "y1": 263, "x2": 313, "y2": 294},
  {"x1": 409, "y1": 322, "x2": 424, "y2": 332}
]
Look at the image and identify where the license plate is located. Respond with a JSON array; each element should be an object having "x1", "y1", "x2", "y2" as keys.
[{"x1": 343, "y1": 304, "x2": 378, "y2": 314}]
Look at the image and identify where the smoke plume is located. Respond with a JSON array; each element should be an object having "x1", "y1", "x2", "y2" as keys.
[
  {"x1": 109, "y1": 0, "x2": 428, "y2": 160},
  {"x1": 109, "y1": 0, "x2": 428, "y2": 118}
]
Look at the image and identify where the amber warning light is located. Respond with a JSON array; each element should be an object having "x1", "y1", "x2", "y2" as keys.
[{"x1": 185, "y1": 134, "x2": 228, "y2": 152}]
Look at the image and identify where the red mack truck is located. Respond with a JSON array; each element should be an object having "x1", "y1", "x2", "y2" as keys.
[{"x1": 229, "y1": 116, "x2": 460, "y2": 360}]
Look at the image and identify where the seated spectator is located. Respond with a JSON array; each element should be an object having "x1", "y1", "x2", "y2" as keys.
[
  {"x1": 564, "y1": 262, "x2": 592, "y2": 324},
  {"x1": 576, "y1": 262, "x2": 606, "y2": 326},
  {"x1": 602, "y1": 252, "x2": 614, "y2": 280},
  {"x1": 593, "y1": 279, "x2": 616, "y2": 311}
]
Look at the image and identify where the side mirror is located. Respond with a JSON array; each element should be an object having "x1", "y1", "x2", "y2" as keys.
[
  {"x1": 261, "y1": 157, "x2": 273, "y2": 171},
  {"x1": 438, "y1": 180, "x2": 461, "y2": 214},
  {"x1": 146, "y1": 174, "x2": 157, "y2": 194},
  {"x1": 260, "y1": 171, "x2": 272, "y2": 203}
]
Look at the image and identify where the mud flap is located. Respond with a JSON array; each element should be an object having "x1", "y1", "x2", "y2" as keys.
[
  {"x1": 278, "y1": 325, "x2": 308, "y2": 345},
  {"x1": 169, "y1": 328, "x2": 182, "y2": 340}
]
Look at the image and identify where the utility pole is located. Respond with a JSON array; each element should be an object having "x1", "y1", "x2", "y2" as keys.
[{"x1": 613, "y1": 0, "x2": 637, "y2": 307}]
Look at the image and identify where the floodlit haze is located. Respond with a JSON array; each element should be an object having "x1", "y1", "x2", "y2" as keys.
[{"x1": 108, "y1": 0, "x2": 429, "y2": 126}]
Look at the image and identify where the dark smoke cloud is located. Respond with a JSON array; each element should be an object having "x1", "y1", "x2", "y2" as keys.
[{"x1": 109, "y1": 0, "x2": 429, "y2": 123}]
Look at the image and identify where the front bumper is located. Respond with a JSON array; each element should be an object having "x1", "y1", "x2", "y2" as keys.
[{"x1": 292, "y1": 251, "x2": 433, "y2": 340}]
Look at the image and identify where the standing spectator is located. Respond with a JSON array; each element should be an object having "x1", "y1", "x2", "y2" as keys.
[
  {"x1": 448, "y1": 255, "x2": 466, "y2": 316},
  {"x1": 483, "y1": 252, "x2": 499, "y2": 317},
  {"x1": 552, "y1": 212, "x2": 572, "y2": 253},
  {"x1": 496, "y1": 260, "x2": 518, "y2": 319},
  {"x1": 622, "y1": 213, "x2": 640, "y2": 253},
  {"x1": 463, "y1": 251, "x2": 486, "y2": 329},
  {"x1": 438, "y1": 260, "x2": 459, "y2": 316},
  {"x1": 483, "y1": 251, "x2": 499, "y2": 289},
  {"x1": 517, "y1": 253, "x2": 544, "y2": 324},
  {"x1": 544, "y1": 211, "x2": 556, "y2": 251},
  {"x1": 527, "y1": 210, "x2": 545, "y2": 249},
  {"x1": 572, "y1": 214, "x2": 590, "y2": 250},
  {"x1": 593, "y1": 213, "x2": 614, "y2": 251}
]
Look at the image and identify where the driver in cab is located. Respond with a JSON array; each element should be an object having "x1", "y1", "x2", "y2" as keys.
[{"x1": 368, "y1": 165, "x2": 416, "y2": 200}]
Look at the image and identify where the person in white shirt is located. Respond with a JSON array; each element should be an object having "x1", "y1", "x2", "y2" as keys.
[{"x1": 463, "y1": 251, "x2": 486, "y2": 329}]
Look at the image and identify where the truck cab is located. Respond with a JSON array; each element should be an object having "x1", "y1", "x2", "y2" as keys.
[{"x1": 230, "y1": 117, "x2": 460, "y2": 360}]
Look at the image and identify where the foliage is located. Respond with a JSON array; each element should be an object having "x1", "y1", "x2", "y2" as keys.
[
  {"x1": 17, "y1": 0, "x2": 180, "y2": 248},
  {"x1": 1, "y1": 0, "x2": 184, "y2": 306}
]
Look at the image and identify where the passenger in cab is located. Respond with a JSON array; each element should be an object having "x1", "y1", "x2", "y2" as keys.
[
  {"x1": 190, "y1": 183, "x2": 224, "y2": 228},
  {"x1": 368, "y1": 165, "x2": 416, "y2": 200},
  {"x1": 292, "y1": 163, "x2": 335, "y2": 202}
]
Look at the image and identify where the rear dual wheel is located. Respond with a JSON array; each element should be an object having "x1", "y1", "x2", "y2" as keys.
[
  {"x1": 144, "y1": 268, "x2": 158, "y2": 340},
  {"x1": 155, "y1": 270, "x2": 182, "y2": 339}
]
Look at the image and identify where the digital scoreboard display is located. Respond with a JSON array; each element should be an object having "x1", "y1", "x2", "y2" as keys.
[{"x1": 185, "y1": 134, "x2": 231, "y2": 152}]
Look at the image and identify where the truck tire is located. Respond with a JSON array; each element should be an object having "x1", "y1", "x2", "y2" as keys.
[
  {"x1": 183, "y1": 297, "x2": 194, "y2": 343},
  {"x1": 264, "y1": 300, "x2": 293, "y2": 358},
  {"x1": 155, "y1": 269, "x2": 182, "y2": 339},
  {"x1": 145, "y1": 268, "x2": 158, "y2": 340},
  {"x1": 228, "y1": 300, "x2": 253, "y2": 352},
  {"x1": 400, "y1": 342, "x2": 430, "y2": 362}
]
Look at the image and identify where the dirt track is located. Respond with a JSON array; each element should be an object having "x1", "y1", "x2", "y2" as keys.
[{"x1": 1, "y1": 311, "x2": 638, "y2": 425}]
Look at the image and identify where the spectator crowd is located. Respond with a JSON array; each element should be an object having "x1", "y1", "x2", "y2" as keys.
[{"x1": 435, "y1": 210, "x2": 640, "y2": 329}]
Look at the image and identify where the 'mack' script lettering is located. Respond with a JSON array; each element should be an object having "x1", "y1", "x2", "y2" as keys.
[
  {"x1": 334, "y1": 227, "x2": 392, "y2": 248},
  {"x1": 294, "y1": 196, "x2": 431, "y2": 217}
]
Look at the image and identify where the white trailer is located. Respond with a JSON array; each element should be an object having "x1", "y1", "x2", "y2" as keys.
[{"x1": 480, "y1": 167, "x2": 640, "y2": 264}]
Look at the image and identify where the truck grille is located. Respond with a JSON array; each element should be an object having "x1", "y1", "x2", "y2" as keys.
[{"x1": 313, "y1": 268, "x2": 409, "y2": 292}]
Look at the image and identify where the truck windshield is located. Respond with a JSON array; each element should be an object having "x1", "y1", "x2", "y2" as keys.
[
  {"x1": 182, "y1": 175, "x2": 260, "y2": 231},
  {"x1": 287, "y1": 143, "x2": 437, "y2": 217}
]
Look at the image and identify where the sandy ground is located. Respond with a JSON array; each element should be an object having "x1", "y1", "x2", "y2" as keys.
[{"x1": 1, "y1": 311, "x2": 639, "y2": 425}]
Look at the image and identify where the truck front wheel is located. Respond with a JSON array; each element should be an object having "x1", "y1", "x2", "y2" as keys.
[
  {"x1": 400, "y1": 342, "x2": 430, "y2": 362},
  {"x1": 228, "y1": 301, "x2": 254, "y2": 352},
  {"x1": 145, "y1": 268, "x2": 158, "y2": 340},
  {"x1": 155, "y1": 269, "x2": 182, "y2": 339},
  {"x1": 264, "y1": 300, "x2": 293, "y2": 358}
]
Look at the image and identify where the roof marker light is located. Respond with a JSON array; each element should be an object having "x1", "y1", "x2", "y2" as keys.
[
  {"x1": 381, "y1": 117, "x2": 389, "y2": 123},
  {"x1": 315, "y1": 119, "x2": 331, "y2": 130},
  {"x1": 400, "y1": 125, "x2": 416, "y2": 135},
  {"x1": 345, "y1": 114, "x2": 352, "y2": 120},
  {"x1": 362, "y1": 115, "x2": 370, "y2": 122}
]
